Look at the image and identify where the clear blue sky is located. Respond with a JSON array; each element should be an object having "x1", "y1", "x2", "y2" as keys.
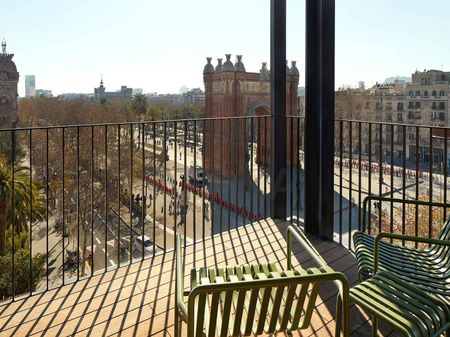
[{"x1": 2, "y1": 0, "x2": 450, "y2": 96}]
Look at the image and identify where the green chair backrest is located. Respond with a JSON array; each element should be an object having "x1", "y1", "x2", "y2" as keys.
[
  {"x1": 186, "y1": 264, "x2": 339, "y2": 337},
  {"x1": 363, "y1": 195, "x2": 450, "y2": 246},
  {"x1": 361, "y1": 195, "x2": 450, "y2": 278},
  {"x1": 176, "y1": 228, "x2": 350, "y2": 337}
]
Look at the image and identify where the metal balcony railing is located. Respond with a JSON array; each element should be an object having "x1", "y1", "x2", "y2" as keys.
[
  {"x1": 331, "y1": 119, "x2": 450, "y2": 248},
  {"x1": 0, "y1": 116, "x2": 276, "y2": 302},
  {"x1": 2, "y1": 115, "x2": 450, "y2": 305}
]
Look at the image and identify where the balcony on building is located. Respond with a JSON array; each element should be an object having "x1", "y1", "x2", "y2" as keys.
[{"x1": 1, "y1": 2, "x2": 450, "y2": 337}]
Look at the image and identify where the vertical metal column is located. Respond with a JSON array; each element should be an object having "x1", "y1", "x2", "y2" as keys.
[
  {"x1": 305, "y1": 0, "x2": 335, "y2": 239},
  {"x1": 304, "y1": 0, "x2": 322, "y2": 236},
  {"x1": 320, "y1": 0, "x2": 335, "y2": 240},
  {"x1": 270, "y1": 0, "x2": 287, "y2": 219}
]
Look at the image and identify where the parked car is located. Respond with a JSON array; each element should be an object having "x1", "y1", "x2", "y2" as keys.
[
  {"x1": 120, "y1": 235, "x2": 154, "y2": 255},
  {"x1": 188, "y1": 166, "x2": 207, "y2": 186},
  {"x1": 134, "y1": 235, "x2": 154, "y2": 255}
]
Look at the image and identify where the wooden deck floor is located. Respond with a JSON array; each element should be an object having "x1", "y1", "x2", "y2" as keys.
[{"x1": 0, "y1": 219, "x2": 397, "y2": 337}]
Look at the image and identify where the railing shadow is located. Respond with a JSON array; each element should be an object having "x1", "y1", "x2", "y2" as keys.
[{"x1": 0, "y1": 218, "x2": 397, "y2": 336}]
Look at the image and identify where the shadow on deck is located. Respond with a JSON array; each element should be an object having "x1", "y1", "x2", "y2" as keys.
[{"x1": 0, "y1": 219, "x2": 397, "y2": 337}]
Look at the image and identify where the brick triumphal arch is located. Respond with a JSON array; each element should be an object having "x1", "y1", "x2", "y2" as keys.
[{"x1": 203, "y1": 54, "x2": 299, "y2": 178}]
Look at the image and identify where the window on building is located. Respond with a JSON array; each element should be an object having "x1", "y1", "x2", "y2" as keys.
[
  {"x1": 397, "y1": 102, "x2": 403, "y2": 111},
  {"x1": 424, "y1": 90, "x2": 429, "y2": 97},
  {"x1": 431, "y1": 111, "x2": 437, "y2": 119},
  {"x1": 408, "y1": 102, "x2": 414, "y2": 109},
  {"x1": 432, "y1": 90, "x2": 437, "y2": 97},
  {"x1": 415, "y1": 102, "x2": 421, "y2": 108},
  {"x1": 440, "y1": 90, "x2": 445, "y2": 97},
  {"x1": 432, "y1": 102, "x2": 437, "y2": 109},
  {"x1": 397, "y1": 113, "x2": 403, "y2": 121},
  {"x1": 408, "y1": 111, "x2": 414, "y2": 119},
  {"x1": 415, "y1": 91, "x2": 421, "y2": 96},
  {"x1": 409, "y1": 91, "x2": 414, "y2": 96},
  {"x1": 439, "y1": 102, "x2": 445, "y2": 109},
  {"x1": 439, "y1": 112, "x2": 446, "y2": 121}
]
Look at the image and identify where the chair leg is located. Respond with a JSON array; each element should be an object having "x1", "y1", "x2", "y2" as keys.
[
  {"x1": 371, "y1": 315, "x2": 378, "y2": 337},
  {"x1": 174, "y1": 311, "x2": 179, "y2": 337},
  {"x1": 335, "y1": 295, "x2": 343, "y2": 337}
]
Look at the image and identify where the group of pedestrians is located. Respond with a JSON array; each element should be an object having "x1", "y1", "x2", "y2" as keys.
[
  {"x1": 334, "y1": 159, "x2": 427, "y2": 180},
  {"x1": 146, "y1": 176, "x2": 263, "y2": 221}
]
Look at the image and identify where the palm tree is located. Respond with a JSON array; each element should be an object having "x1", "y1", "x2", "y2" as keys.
[
  {"x1": 130, "y1": 93, "x2": 148, "y2": 116},
  {"x1": 131, "y1": 93, "x2": 149, "y2": 149},
  {"x1": 0, "y1": 160, "x2": 46, "y2": 255}
]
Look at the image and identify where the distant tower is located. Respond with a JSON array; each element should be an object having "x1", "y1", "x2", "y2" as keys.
[
  {"x1": 0, "y1": 39, "x2": 19, "y2": 128},
  {"x1": 25, "y1": 75, "x2": 36, "y2": 97},
  {"x1": 94, "y1": 76, "x2": 106, "y2": 99}
]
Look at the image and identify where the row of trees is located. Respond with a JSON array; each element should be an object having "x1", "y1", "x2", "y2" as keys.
[{"x1": 18, "y1": 94, "x2": 205, "y2": 127}]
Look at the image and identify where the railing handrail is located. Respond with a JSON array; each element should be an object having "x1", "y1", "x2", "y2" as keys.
[
  {"x1": 3, "y1": 114, "x2": 272, "y2": 132},
  {"x1": 8, "y1": 115, "x2": 450, "y2": 132},
  {"x1": 333, "y1": 118, "x2": 450, "y2": 130}
]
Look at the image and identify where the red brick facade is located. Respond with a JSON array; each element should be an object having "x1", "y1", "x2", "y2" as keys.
[{"x1": 203, "y1": 55, "x2": 299, "y2": 178}]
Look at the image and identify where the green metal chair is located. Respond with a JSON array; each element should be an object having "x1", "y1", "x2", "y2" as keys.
[
  {"x1": 350, "y1": 270, "x2": 450, "y2": 337},
  {"x1": 353, "y1": 196, "x2": 450, "y2": 303},
  {"x1": 353, "y1": 196, "x2": 450, "y2": 335},
  {"x1": 175, "y1": 225, "x2": 350, "y2": 337}
]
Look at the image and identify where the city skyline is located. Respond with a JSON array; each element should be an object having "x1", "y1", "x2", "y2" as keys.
[{"x1": 2, "y1": 0, "x2": 450, "y2": 96}]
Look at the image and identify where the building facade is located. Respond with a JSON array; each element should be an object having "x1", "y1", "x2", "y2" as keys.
[
  {"x1": 182, "y1": 88, "x2": 205, "y2": 104},
  {"x1": 404, "y1": 69, "x2": 450, "y2": 164},
  {"x1": 0, "y1": 39, "x2": 19, "y2": 128},
  {"x1": 335, "y1": 69, "x2": 450, "y2": 165},
  {"x1": 94, "y1": 78, "x2": 133, "y2": 101},
  {"x1": 203, "y1": 54, "x2": 299, "y2": 178},
  {"x1": 35, "y1": 89, "x2": 52, "y2": 97},
  {"x1": 25, "y1": 75, "x2": 36, "y2": 97}
]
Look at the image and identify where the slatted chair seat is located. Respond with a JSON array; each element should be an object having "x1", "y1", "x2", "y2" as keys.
[
  {"x1": 353, "y1": 231, "x2": 450, "y2": 297},
  {"x1": 350, "y1": 271, "x2": 450, "y2": 337},
  {"x1": 175, "y1": 226, "x2": 350, "y2": 337}
]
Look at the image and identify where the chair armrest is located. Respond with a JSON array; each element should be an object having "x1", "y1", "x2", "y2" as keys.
[
  {"x1": 176, "y1": 234, "x2": 188, "y2": 320},
  {"x1": 287, "y1": 225, "x2": 328, "y2": 270},
  {"x1": 286, "y1": 225, "x2": 350, "y2": 335},
  {"x1": 373, "y1": 232, "x2": 450, "y2": 272}
]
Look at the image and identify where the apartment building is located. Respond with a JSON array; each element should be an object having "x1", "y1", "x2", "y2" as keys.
[{"x1": 335, "y1": 70, "x2": 450, "y2": 165}]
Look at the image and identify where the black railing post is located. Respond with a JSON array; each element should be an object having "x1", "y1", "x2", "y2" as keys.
[
  {"x1": 305, "y1": 0, "x2": 335, "y2": 239},
  {"x1": 270, "y1": 0, "x2": 287, "y2": 219}
]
